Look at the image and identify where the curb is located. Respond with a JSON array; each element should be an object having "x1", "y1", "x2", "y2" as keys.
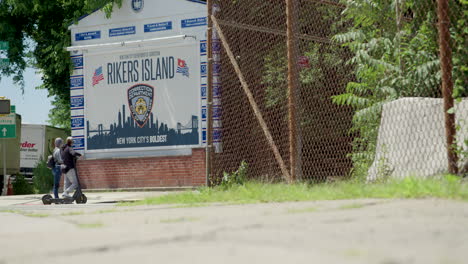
[{"x1": 82, "y1": 186, "x2": 197, "y2": 193}]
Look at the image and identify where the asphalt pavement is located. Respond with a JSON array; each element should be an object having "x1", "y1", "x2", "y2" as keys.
[{"x1": 0, "y1": 193, "x2": 467, "y2": 264}]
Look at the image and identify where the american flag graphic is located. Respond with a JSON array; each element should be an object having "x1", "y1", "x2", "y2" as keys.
[
  {"x1": 92, "y1": 66, "x2": 104, "y2": 86},
  {"x1": 176, "y1": 59, "x2": 189, "y2": 77}
]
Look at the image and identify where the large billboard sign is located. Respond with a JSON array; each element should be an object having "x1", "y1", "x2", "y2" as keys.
[{"x1": 84, "y1": 44, "x2": 200, "y2": 151}]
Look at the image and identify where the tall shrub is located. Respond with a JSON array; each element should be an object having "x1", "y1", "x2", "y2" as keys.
[
  {"x1": 33, "y1": 159, "x2": 54, "y2": 194},
  {"x1": 12, "y1": 174, "x2": 35, "y2": 195},
  {"x1": 332, "y1": 0, "x2": 467, "y2": 179}
]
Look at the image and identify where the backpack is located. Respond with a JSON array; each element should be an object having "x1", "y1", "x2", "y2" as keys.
[{"x1": 46, "y1": 155, "x2": 56, "y2": 169}]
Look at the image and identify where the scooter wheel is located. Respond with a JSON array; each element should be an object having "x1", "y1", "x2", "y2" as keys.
[
  {"x1": 42, "y1": 194, "x2": 53, "y2": 205},
  {"x1": 76, "y1": 194, "x2": 87, "y2": 204}
]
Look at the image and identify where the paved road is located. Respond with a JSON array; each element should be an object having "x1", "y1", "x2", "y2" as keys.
[{"x1": 0, "y1": 195, "x2": 467, "y2": 264}]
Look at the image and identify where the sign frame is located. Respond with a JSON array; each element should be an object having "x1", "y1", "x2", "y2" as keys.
[{"x1": 83, "y1": 41, "x2": 202, "y2": 153}]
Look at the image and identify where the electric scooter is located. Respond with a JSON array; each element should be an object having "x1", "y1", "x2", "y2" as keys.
[{"x1": 42, "y1": 158, "x2": 87, "y2": 205}]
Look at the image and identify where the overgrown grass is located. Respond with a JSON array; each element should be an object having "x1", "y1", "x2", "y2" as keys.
[{"x1": 123, "y1": 175, "x2": 468, "y2": 206}]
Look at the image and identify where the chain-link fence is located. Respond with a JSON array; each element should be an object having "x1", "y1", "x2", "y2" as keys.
[{"x1": 206, "y1": 0, "x2": 468, "y2": 184}]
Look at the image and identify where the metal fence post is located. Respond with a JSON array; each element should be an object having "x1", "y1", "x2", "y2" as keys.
[
  {"x1": 286, "y1": 0, "x2": 300, "y2": 182},
  {"x1": 206, "y1": 0, "x2": 214, "y2": 186},
  {"x1": 437, "y1": 0, "x2": 459, "y2": 174},
  {"x1": 2, "y1": 140, "x2": 6, "y2": 196}
]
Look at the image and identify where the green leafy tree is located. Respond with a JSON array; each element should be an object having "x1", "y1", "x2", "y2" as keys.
[
  {"x1": 262, "y1": 0, "x2": 466, "y2": 179},
  {"x1": 0, "y1": 0, "x2": 123, "y2": 129},
  {"x1": 332, "y1": 0, "x2": 467, "y2": 178}
]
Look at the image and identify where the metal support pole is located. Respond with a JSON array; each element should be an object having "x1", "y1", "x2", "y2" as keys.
[
  {"x1": 206, "y1": 0, "x2": 214, "y2": 186},
  {"x1": 437, "y1": 0, "x2": 458, "y2": 174},
  {"x1": 2, "y1": 139, "x2": 5, "y2": 177},
  {"x1": 286, "y1": 0, "x2": 300, "y2": 182},
  {"x1": 2, "y1": 139, "x2": 6, "y2": 195}
]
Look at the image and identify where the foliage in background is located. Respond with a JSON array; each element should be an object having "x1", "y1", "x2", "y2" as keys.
[
  {"x1": 331, "y1": 0, "x2": 467, "y2": 179},
  {"x1": 451, "y1": 0, "x2": 468, "y2": 100},
  {"x1": 262, "y1": 4, "x2": 349, "y2": 112},
  {"x1": 0, "y1": 0, "x2": 123, "y2": 130},
  {"x1": 260, "y1": 0, "x2": 466, "y2": 180},
  {"x1": 12, "y1": 174, "x2": 34, "y2": 195},
  {"x1": 261, "y1": 5, "x2": 353, "y2": 181},
  {"x1": 33, "y1": 159, "x2": 54, "y2": 194},
  {"x1": 221, "y1": 161, "x2": 248, "y2": 189}
]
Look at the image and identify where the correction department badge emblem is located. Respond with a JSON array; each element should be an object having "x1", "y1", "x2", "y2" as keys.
[
  {"x1": 131, "y1": 0, "x2": 144, "y2": 12},
  {"x1": 128, "y1": 84, "x2": 154, "y2": 128}
]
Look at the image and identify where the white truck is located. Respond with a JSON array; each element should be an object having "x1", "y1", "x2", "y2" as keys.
[{"x1": 20, "y1": 124, "x2": 68, "y2": 177}]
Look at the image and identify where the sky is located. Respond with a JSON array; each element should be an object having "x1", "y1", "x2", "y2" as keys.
[{"x1": 0, "y1": 68, "x2": 53, "y2": 125}]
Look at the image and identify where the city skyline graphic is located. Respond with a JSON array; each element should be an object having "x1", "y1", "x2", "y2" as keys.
[{"x1": 87, "y1": 105, "x2": 199, "y2": 150}]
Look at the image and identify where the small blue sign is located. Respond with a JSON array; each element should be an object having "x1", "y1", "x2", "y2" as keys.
[
  {"x1": 75, "y1": 31, "x2": 101, "y2": 41},
  {"x1": 213, "y1": 84, "x2": 221, "y2": 97},
  {"x1": 71, "y1": 96, "x2": 84, "y2": 109},
  {"x1": 181, "y1": 17, "x2": 207, "y2": 28},
  {"x1": 202, "y1": 130, "x2": 207, "y2": 141},
  {"x1": 201, "y1": 62, "x2": 207, "y2": 76},
  {"x1": 70, "y1": 76, "x2": 84, "y2": 89},
  {"x1": 201, "y1": 84, "x2": 207, "y2": 98},
  {"x1": 71, "y1": 116, "x2": 85, "y2": 130},
  {"x1": 71, "y1": 56, "x2": 83, "y2": 69},
  {"x1": 213, "y1": 129, "x2": 222, "y2": 141},
  {"x1": 201, "y1": 107, "x2": 207, "y2": 120},
  {"x1": 213, "y1": 106, "x2": 222, "y2": 119},
  {"x1": 109, "y1": 26, "x2": 136, "y2": 37},
  {"x1": 213, "y1": 63, "x2": 221, "y2": 74},
  {"x1": 73, "y1": 136, "x2": 85, "y2": 150},
  {"x1": 144, "y1": 21, "x2": 172, "y2": 33},
  {"x1": 212, "y1": 41, "x2": 221, "y2": 52},
  {"x1": 200, "y1": 41, "x2": 207, "y2": 54}
]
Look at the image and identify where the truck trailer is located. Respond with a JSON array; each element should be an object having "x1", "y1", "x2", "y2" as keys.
[{"x1": 19, "y1": 124, "x2": 68, "y2": 177}]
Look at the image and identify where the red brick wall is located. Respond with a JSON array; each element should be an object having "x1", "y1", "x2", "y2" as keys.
[{"x1": 74, "y1": 148, "x2": 206, "y2": 189}]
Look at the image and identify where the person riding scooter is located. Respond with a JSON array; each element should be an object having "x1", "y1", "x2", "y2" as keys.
[
  {"x1": 52, "y1": 138, "x2": 64, "y2": 199},
  {"x1": 61, "y1": 137, "x2": 82, "y2": 198}
]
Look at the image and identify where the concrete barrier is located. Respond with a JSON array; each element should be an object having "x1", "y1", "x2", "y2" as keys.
[{"x1": 368, "y1": 98, "x2": 468, "y2": 181}]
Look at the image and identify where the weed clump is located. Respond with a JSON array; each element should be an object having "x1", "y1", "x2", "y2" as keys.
[{"x1": 220, "y1": 161, "x2": 248, "y2": 189}]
